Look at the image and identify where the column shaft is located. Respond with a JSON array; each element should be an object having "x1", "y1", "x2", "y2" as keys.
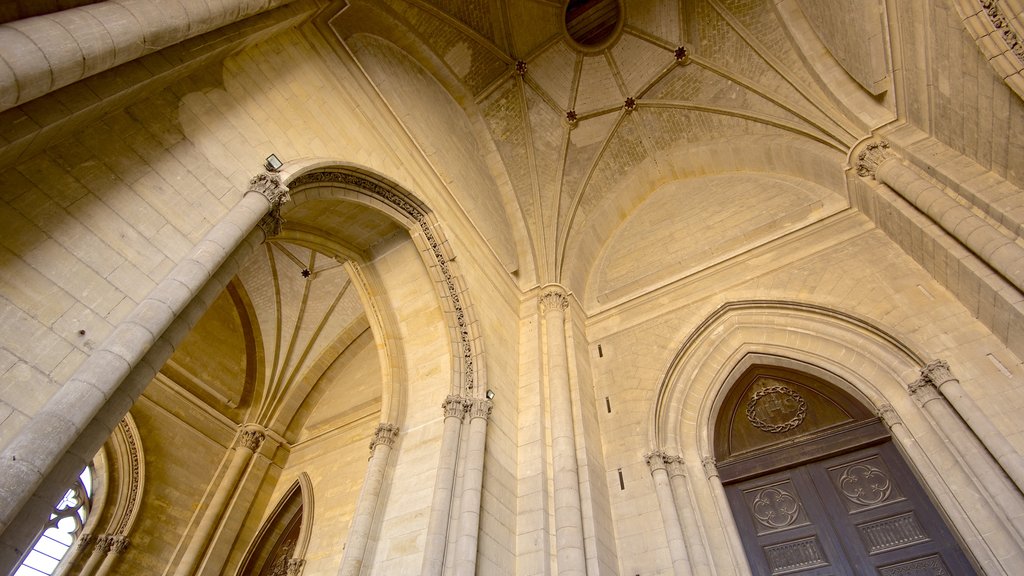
[
  {"x1": 910, "y1": 378, "x2": 1024, "y2": 540},
  {"x1": 454, "y1": 400, "x2": 492, "y2": 576},
  {"x1": 339, "y1": 423, "x2": 398, "y2": 576},
  {"x1": 94, "y1": 535, "x2": 128, "y2": 576},
  {"x1": 421, "y1": 397, "x2": 467, "y2": 576},
  {"x1": 0, "y1": 172, "x2": 288, "y2": 570},
  {"x1": 174, "y1": 428, "x2": 263, "y2": 576},
  {"x1": 78, "y1": 536, "x2": 108, "y2": 576},
  {"x1": 703, "y1": 458, "x2": 752, "y2": 576},
  {"x1": 541, "y1": 287, "x2": 587, "y2": 576},
  {"x1": 645, "y1": 453, "x2": 689, "y2": 575},
  {"x1": 666, "y1": 457, "x2": 711, "y2": 576}
]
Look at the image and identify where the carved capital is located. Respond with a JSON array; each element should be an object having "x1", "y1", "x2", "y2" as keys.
[
  {"x1": 644, "y1": 450, "x2": 668, "y2": 472},
  {"x1": 370, "y1": 422, "x2": 399, "y2": 451},
  {"x1": 664, "y1": 455, "x2": 687, "y2": 478},
  {"x1": 107, "y1": 535, "x2": 130, "y2": 554},
  {"x1": 238, "y1": 427, "x2": 266, "y2": 452},
  {"x1": 248, "y1": 172, "x2": 291, "y2": 206},
  {"x1": 285, "y1": 558, "x2": 306, "y2": 575},
  {"x1": 701, "y1": 456, "x2": 719, "y2": 479},
  {"x1": 920, "y1": 359, "x2": 956, "y2": 388},
  {"x1": 907, "y1": 378, "x2": 941, "y2": 404},
  {"x1": 855, "y1": 139, "x2": 895, "y2": 179},
  {"x1": 467, "y1": 398, "x2": 493, "y2": 420},
  {"x1": 94, "y1": 534, "x2": 113, "y2": 553},
  {"x1": 539, "y1": 287, "x2": 569, "y2": 312},
  {"x1": 876, "y1": 403, "x2": 903, "y2": 429},
  {"x1": 77, "y1": 532, "x2": 95, "y2": 551},
  {"x1": 443, "y1": 395, "x2": 468, "y2": 418},
  {"x1": 258, "y1": 204, "x2": 285, "y2": 238}
]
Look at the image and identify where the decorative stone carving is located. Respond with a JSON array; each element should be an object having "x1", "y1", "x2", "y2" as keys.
[
  {"x1": 239, "y1": 428, "x2": 266, "y2": 452},
  {"x1": 981, "y1": 0, "x2": 1024, "y2": 64},
  {"x1": 285, "y1": 558, "x2": 306, "y2": 575},
  {"x1": 624, "y1": 96, "x2": 637, "y2": 112},
  {"x1": 701, "y1": 456, "x2": 718, "y2": 479},
  {"x1": 643, "y1": 450, "x2": 668, "y2": 472},
  {"x1": 259, "y1": 205, "x2": 285, "y2": 238},
  {"x1": 664, "y1": 455, "x2": 687, "y2": 478},
  {"x1": 876, "y1": 403, "x2": 903, "y2": 428},
  {"x1": 77, "y1": 532, "x2": 94, "y2": 551},
  {"x1": 107, "y1": 534, "x2": 130, "y2": 554},
  {"x1": 920, "y1": 359, "x2": 955, "y2": 388},
  {"x1": 539, "y1": 288, "x2": 569, "y2": 312},
  {"x1": 248, "y1": 172, "x2": 291, "y2": 206},
  {"x1": 370, "y1": 422, "x2": 399, "y2": 450},
  {"x1": 745, "y1": 382, "x2": 808, "y2": 433},
  {"x1": 467, "y1": 398, "x2": 493, "y2": 420},
  {"x1": 907, "y1": 378, "x2": 941, "y2": 404},
  {"x1": 565, "y1": 109, "x2": 578, "y2": 129},
  {"x1": 515, "y1": 60, "x2": 528, "y2": 76},
  {"x1": 94, "y1": 534, "x2": 112, "y2": 553},
  {"x1": 114, "y1": 417, "x2": 143, "y2": 535},
  {"x1": 288, "y1": 170, "x2": 477, "y2": 392},
  {"x1": 674, "y1": 46, "x2": 690, "y2": 63},
  {"x1": 855, "y1": 139, "x2": 895, "y2": 179},
  {"x1": 443, "y1": 395, "x2": 468, "y2": 418}
]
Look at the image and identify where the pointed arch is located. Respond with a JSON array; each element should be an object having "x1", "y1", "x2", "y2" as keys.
[{"x1": 236, "y1": 473, "x2": 314, "y2": 576}]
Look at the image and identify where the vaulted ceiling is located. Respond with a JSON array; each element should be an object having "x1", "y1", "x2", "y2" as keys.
[{"x1": 326, "y1": 0, "x2": 894, "y2": 296}]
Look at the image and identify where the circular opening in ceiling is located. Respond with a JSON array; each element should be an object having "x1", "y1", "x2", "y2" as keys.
[{"x1": 564, "y1": 0, "x2": 622, "y2": 50}]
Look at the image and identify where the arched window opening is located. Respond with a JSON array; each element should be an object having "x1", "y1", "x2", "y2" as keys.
[{"x1": 13, "y1": 467, "x2": 93, "y2": 576}]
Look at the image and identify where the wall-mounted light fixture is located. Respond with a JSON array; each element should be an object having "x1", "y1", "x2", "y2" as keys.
[
  {"x1": 264, "y1": 154, "x2": 283, "y2": 172},
  {"x1": 485, "y1": 389, "x2": 495, "y2": 400}
]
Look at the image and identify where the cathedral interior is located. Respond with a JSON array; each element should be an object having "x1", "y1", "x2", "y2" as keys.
[{"x1": 1, "y1": 0, "x2": 1024, "y2": 574}]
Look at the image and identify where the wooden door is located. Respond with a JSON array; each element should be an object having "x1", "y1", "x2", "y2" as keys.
[{"x1": 727, "y1": 443, "x2": 976, "y2": 575}]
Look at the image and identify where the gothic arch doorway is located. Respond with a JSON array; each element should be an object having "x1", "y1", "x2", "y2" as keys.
[{"x1": 714, "y1": 365, "x2": 976, "y2": 575}]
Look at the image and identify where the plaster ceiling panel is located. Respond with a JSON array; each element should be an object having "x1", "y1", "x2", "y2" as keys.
[
  {"x1": 560, "y1": 111, "x2": 619, "y2": 228},
  {"x1": 625, "y1": 0, "x2": 682, "y2": 46},
  {"x1": 382, "y1": 0, "x2": 508, "y2": 94},
  {"x1": 574, "y1": 54, "x2": 624, "y2": 114},
  {"x1": 569, "y1": 112, "x2": 652, "y2": 225},
  {"x1": 637, "y1": 106, "x2": 778, "y2": 158},
  {"x1": 610, "y1": 32, "x2": 671, "y2": 98},
  {"x1": 525, "y1": 82, "x2": 566, "y2": 245},
  {"x1": 419, "y1": 0, "x2": 499, "y2": 43},
  {"x1": 480, "y1": 80, "x2": 536, "y2": 234},
  {"x1": 507, "y1": 0, "x2": 563, "y2": 58},
  {"x1": 166, "y1": 287, "x2": 248, "y2": 414},
  {"x1": 591, "y1": 173, "x2": 842, "y2": 303},
  {"x1": 284, "y1": 196, "x2": 405, "y2": 255},
  {"x1": 299, "y1": 329, "x2": 382, "y2": 441},
  {"x1": 528, "y1": 40, "x2": 577, "y2": 110}
]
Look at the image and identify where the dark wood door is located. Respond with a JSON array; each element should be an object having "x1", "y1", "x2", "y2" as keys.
[{"x1": 726, "y1": 442, "x2": 977, "y2": 575}]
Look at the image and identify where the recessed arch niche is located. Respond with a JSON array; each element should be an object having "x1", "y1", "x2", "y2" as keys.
[{"x1": 236, "y1": 474, "x2": 314, "y2": 576}]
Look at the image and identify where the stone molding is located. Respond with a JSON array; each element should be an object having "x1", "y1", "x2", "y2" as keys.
[
  {"x1": 443, "y1": 395, "x2": 469, "y2": 418},
  {"x1": 289, "y1": 170, "x2": 477, "y2": 392},
  {"x1": 370, "y1": 423, "x2": 399, "y2": 451},
  {"x1": 539, "y1": 287, "x2": 569, "y2": 312},
  {"x1": 238, "y1": 428, "x2": 266, "y2": 452},
  {"x1": 855, "y1": 139, "x2": 895, "y2": 179},
  {"x1": 907, "y1": 378, "x2": 941, "y2": 404},
  {"x1": 920, "y1": 359, "x2": 956, "y2": 388},
  {"x1": 467, "y1": 398, "x2": 493, "y2": 420},
  {"x1": 701, "y1": 456, "x2": 719, "y2": 479},
  {"x1": 876, "y1": 403, "x2": 903, "y2": 428},
  {"x1": 107, "y1": 535, "x2": 130, "y2": 555},
  {"x1": 981, "y1": 0, "x2": 1024, "y2": 64},
  {"x1": 644, "y1": 450, "x2": 669, "y2": 472}
]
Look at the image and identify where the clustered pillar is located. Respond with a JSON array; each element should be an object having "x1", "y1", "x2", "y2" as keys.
[
  {"x1": 454, "y1": 398, "x2": 493, "y2": 576},
  {"x1": 643, "y1": 452, "x2": 689, "y2": 574},
  {"x1": 174, "y1": 426, "x2": 266, "y2": 576},
  {"x1": 78, "y1": 533, "x2": 130, "y2": 576},
  {"x1": 339, "y1": 422, "x2": 399, "y2": 576},
  {"x1": 421, "y1": 396, "x2": 468, "y2": 576},
  {"x1": 540, "y1": 285, "x2": 587, "y2": 575}
]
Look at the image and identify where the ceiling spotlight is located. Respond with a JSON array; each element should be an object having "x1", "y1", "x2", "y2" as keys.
[
  {"x1": 485, "y1": 389, "x2": 495, "y2": 400},
  {"x1": 264, "y1": 154, "x2": 283, "y2": 172}
]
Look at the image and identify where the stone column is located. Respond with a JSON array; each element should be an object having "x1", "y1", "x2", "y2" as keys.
[
  {"x1": 454, "y1": 398, "x2": 493, "y2": 576},
  {"x1": 921, "y1": 360, "x2": 1024, "y2": 493},
  {"x1": 703, "y1": 457, "x2": 751, "y2": 576},
  {"x1": 78, "y1": 534, "x2": 109, "y2": 576},
  {"x1": 907, "y1": 376, "x2": 1024, "y2": 539},
  {"x1": 877, "y1": 403, "x2": 1013, "y2": 574},
  {"x1": 94, "y1": 534, "x2": 129, "y2": 576},
  {"x1": 339, "y1": 422, "x2": 398, "y2": 576},
  {"x1": 540, "y1": 285, "x2": 587, "y2": 576},
  {"x1": 644, "y1": 451, "x2": 690, "y2": 575},
  {"x1": 421, "y1": 396, "x2": 468, "y2": 576},
  {"x1": 173, "y1": 426, "x2": 265, "y2": 576},
  {"x1": 0, "y1": 171, "x2": 288, "y2": 568},
  {"x1": 857, "y1": 140, "x2": 1024, "y2": 294},
  {"x1": 665, "y1": 456, "x2": 711, "y2": 576}
]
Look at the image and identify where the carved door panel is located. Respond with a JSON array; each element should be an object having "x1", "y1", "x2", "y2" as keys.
[
  {"x1": 808, "y1": 443, "x2": 976, "y2": 575},
  {"x1": 728, "y1": 443, "x2": 977, "y2": 575}
]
